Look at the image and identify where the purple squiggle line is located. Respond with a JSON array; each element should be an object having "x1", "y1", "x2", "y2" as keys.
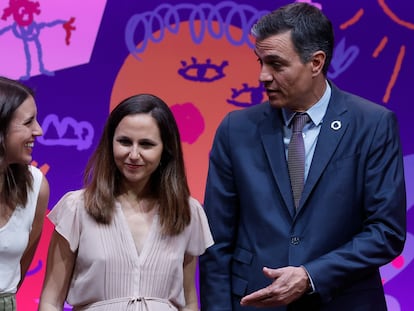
[{"x1": 125, "y1": 1, "x2": 268, "y2": 60}]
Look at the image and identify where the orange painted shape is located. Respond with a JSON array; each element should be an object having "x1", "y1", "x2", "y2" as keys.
[
  {"x1": 372, "y1": 36, "x2": 388, "y2": 58},
  {"x1": 377, "y1": 0, "x2": 414, "y2": 30},
  {"x1": 383, "y1": 45, "x2": 405, "y2": 103},
  {"x1": 111, "y1": 21, "x2": 263, "y2": 203},
  {"x1": 340, "y1": 8, "x2": 364, "y2": 30}
]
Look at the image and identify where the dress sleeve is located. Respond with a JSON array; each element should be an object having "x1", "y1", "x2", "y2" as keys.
[
  {"x1": 186, "y1": 197, "x2": 214, "y2": 256},
  {"x1": 47, "y1": 190, "x2": 84, "y2": 252}
]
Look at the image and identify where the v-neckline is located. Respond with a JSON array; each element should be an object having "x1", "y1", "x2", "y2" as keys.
[{"x1": 116, "y1": 201, "x2": 159, "y2": 262}]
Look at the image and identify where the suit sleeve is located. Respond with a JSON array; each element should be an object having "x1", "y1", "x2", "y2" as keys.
[
  {"x1": 304, "y1": 110, "x2": 406, "y2": 303},
  {"x1": 199, "y1": 113, "x2": 239, "y2": 311}
]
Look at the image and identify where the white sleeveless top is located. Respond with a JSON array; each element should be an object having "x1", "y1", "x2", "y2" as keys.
[{"x1": 0, "y1": 165, "x2": 43, "y2": 294}]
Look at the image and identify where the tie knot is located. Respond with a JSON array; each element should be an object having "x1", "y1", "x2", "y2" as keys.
[{"x1": 291, "y1": 113, "x2": 309, "y2": 132}]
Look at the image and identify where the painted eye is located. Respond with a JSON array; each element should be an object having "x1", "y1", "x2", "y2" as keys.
[
  {"x1": 178, "y1": 57, "x2": 228, "y2": 82},
  {"x1": 226, "y1": 82, "x2": 265, "y2": 108}
]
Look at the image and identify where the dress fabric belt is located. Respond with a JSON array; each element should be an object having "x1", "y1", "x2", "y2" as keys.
[{"x1": 74, "y1": 296, "x2": 178, "y2": 311}]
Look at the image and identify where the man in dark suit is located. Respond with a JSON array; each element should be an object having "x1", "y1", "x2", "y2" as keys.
[{"x1": 199, "y1": 2, "x2": 406, "y2": 311}]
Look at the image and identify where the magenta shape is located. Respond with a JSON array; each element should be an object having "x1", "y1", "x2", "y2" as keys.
[{"x1": 171, "y1": 102, "x2": 205, "y2": 144}]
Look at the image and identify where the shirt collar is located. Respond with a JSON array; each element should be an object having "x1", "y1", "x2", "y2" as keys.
[{"x1": 283, "y1": 80, "x2": 331, "y2": 127}]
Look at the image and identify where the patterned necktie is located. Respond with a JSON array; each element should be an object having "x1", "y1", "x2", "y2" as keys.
[{"x1": 288, "y1": 113, "x2": 310, "y2": 209}]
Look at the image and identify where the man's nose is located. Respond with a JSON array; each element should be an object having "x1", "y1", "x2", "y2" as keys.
[{"x1": 259, "y1": 67, "x2": 273, "y2": 83}]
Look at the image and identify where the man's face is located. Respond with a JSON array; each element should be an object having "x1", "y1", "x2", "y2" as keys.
[{"x1": 255, "y1": 31, "x2": 315, "y2": 111}]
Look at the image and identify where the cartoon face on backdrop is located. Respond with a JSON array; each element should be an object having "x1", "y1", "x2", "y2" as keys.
[{"x1": 111, "y1": 20, "x2": 264, "y2": 201}]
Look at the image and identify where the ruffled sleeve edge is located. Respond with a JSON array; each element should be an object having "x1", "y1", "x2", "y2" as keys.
[
  {"x1": 47, "y1": 190, "x2": 84, "y2": 252},
  {"x1": 186, "y1": 197, "x2": 214, "y2": 256}
]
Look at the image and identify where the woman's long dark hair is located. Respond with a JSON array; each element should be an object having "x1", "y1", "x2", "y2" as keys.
[
  {"x1": 83, "y1": 94, "x2": 191, "y2": 235},
  {"x1": 0, "y1": 76, "x2": 34, "y2": 208}
]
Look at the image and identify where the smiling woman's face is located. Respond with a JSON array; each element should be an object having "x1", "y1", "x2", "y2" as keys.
[
  {"x1": 113, "y1": 113, "x2": 163, "y2": 190},
  {"x1": 5, "y1": 96, "x2": 43, "y2": 165}
]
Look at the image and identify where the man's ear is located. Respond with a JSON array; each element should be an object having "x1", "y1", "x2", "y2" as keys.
[{"x1": 310, "y1": 51, "x2": 326, "y2": 76}]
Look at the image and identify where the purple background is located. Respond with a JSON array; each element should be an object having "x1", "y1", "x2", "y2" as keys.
[{"x1": 1, "y1": 0, "x2": 412, "y2": 309}]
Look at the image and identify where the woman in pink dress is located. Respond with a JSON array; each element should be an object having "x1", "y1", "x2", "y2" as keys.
[{"x1": 39, "y1": 94, "x2": 213, "y2": 311}]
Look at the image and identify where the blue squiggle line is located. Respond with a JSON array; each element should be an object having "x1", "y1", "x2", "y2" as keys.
[
  {"x1": 26, "y1": 260, "x2": 42, "y2": 276},
  {"x1": 125, "y1": 1, "x2": 269, "y2": 60}
]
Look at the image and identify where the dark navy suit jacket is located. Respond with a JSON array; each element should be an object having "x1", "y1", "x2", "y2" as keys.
[{"x1": 199, "y1": 82, "x2": 406, "y2": 311}]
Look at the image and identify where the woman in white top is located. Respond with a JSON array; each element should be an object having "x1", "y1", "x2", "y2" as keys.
[
  {"x1": 0, "y1": 76, "x2": 50, "y2": 311},
  {"x1": 39, "y1": 94, "x2": 213, "y2": 310}
]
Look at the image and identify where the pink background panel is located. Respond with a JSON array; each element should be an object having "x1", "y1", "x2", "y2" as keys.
[{"x1": 0, "y1": 0, "x2": 107, "y2": 79}]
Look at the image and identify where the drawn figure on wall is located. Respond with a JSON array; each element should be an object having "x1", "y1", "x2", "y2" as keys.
[{"x1": 0, "y1": 0, "x2": 75, "y2": 80}]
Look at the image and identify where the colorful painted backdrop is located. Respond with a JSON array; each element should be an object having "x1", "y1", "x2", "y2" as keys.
[{"x1": 0, "y1": 0, "x2": 412, "y2": 310}]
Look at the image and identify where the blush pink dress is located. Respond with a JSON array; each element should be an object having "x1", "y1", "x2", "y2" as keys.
[{"x1": 48, "y1": 190, "x2": 214, "y2": 311}]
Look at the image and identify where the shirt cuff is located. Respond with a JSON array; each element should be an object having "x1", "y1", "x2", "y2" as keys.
[{"x1": 301, "y1": 265, "x2": 316, "y2": 294}]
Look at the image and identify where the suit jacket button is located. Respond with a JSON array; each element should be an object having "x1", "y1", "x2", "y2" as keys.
[{"x1": 291, "y1": 236, "x2": 300, "y2": 245}]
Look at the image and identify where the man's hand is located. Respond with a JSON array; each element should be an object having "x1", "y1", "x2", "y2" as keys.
[{"x1": 240, "y1": 266, "x2": 310, "y2": 307}]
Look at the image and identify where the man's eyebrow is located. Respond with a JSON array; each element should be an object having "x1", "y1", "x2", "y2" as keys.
[
  {"x1": 254, "y1": 49, "x2": 283, "y2": 61},
  {"x1": 262, "y1": 54, "x2": 286, "y2": 63}
]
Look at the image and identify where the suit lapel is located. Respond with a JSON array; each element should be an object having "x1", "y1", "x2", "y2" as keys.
[
  {"x1": 298, "y1": 86, "x2": 349, "y2": 213},
  {"x1": 259, "y1": 106, "x2": 295, "y2": 217}
]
